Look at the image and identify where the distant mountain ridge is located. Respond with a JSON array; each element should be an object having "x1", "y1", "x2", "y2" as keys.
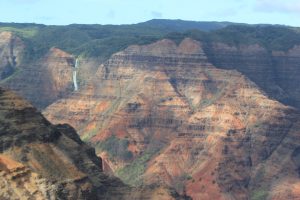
[
  {"x1": 137, "y1": 19, "x2": 241, "y2": 32},
  {"x1": 0, "y1": 19, "x2": 298, "y2": 63},
  {"x1": 0, "y1": 19, "x2": 238, "y2": 31}
]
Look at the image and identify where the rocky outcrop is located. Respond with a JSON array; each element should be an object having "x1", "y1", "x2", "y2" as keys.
[
  {"x1": 0, "y1": 87, "x2": 183, "y2": 200},
  {"x1": 2, "y1": 47, "x2": 74, "y2": 109},
  {"x1": 0, "y1": 87, "x2": 102, "y2": 199},
  {"x1": 44, "y1": 38, "x2": 300, "y2": 199},
  {"x1": 0, "y1": 31, "x2": 24, "y2": 80},
  {"x1": 0, "y1": 155, "x2": 56, "y2": 200}
]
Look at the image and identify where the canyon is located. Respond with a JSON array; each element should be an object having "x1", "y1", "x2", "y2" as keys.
[
  {"x1": 0, "y1": 87, "x2": 183, "y2": 200},
  {"x1": 1, "y1": 22, "x2": 300, "y2": 199},
  {"x1": 42, "y1": 38, "x2": 300, "y2": 199}
]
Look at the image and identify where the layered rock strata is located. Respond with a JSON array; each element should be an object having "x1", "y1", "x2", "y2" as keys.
[
  {"x1": 1, "y1": 31, "x2": 300, "y2": 111},
  {"x1": 44, "y1": 38, "x2": 300, "y2": 199},
  {"x1": 1, "y1": 31, "x2": 300, "y2": 199},
  {"x1": 206, "y1": 43, "x2": 300, "y2": 109},
  {"x1": 0, "y1": 87, "x2": 182, "y2": 200}
]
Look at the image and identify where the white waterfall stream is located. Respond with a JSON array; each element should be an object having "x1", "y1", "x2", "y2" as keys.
[{"x1": 73, "y1": 58, "x2": 79, "y2": 91}]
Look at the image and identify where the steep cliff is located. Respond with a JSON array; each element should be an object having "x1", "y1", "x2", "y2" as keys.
[
  {"x1": 0, "y1": 31, "x2": 24, "y2": 80},
  {"x1": 0, "y1": 154, "x2": 51, "y2": 200},
  {"x1": 206, "y1": 42, "x2": 300, "y2": 109},
  {"x1": 0, "y1": 87, "x2": 183, "y2": 200},
  {"x1": 44, "y1": 38, "x2": 300, "y2": 199},
  {"x1": 2, "y1": 47, "x2": 74, "y2": 109},
  {"x1": 2, "y1": 28, "x2": 300, "y2": 111},
  {"x1": 0, "y1": 31, "x2": 104, "y2": 109}
]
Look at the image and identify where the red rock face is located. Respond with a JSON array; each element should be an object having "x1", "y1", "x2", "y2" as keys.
[
  {"x1": 0, "y1": 87, "x2": 103, "y2": 199},
  {"x1": 43, "y1": 38, "x2": 300, "y2": 199},
  {"x1": 0, "y1": 87, "x2": 182, "y2": 200},
  {"x1": 1, "y1": 31, "x2": 300, "y2": 199}
]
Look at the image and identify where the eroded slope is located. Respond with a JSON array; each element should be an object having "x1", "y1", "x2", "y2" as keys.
[
  {"x1": 44, "y1": 38, "x2": 300, "y2": 199},
  {"x1": 0, "y1": 87, "x2": 182, "y2": 200}
]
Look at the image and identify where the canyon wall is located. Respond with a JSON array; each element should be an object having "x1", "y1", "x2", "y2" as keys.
[
  {"x1": 1, "y1": 31, "x2": 300, "y2": 199},
  {"x1": 206, "y1": 43, "x2": 300, "y2": 108},
  {"x1": 2, "y1": 47, "x2": 74, "y2": 109},
  {"x1": 0, "y1": 87, "x2": 183, "y2": 200},
  {"x1": 0, "y1": 31, "x2": 24, "y2": 80},
  {"x1": 44, "y1": 38, "x2": 300, "y2": 199},
  {"x1": 1, "y1": 31, "x2": 300, "y2": 111}
]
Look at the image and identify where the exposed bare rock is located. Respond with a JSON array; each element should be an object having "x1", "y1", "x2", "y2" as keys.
[
  {"x1": 0, "y1": 87, "x2": 183, "y2": 199},
  {"x1": 0, "y1": 154, "x2": 57, "y2": 200},
  {"x1": 44, "y1": 38, "x2": 300, "y2": 199},
  {"x1": 0, "y1": 31, "x2": 25, "y2": 80},
  {"x1": 2, "y1": 47, "x2": 74, "y2": 109},
  {"x1": 1, "y1": 30, "x2": 300, "y2": 199}
]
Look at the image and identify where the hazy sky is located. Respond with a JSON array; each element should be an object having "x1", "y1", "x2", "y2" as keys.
[{"x1": 0, "y1": 0, "x2": 299, "y2": 26}]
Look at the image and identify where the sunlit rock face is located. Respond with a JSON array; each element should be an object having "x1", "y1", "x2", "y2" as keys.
[
  {"x1": 0, "y1": 87, "x2": 183, "y2": 200},
  {"x1": 0, "y1": 87, "x2": 104, "y2": 199},
  {"x1": 44, "y1": 38, "x2": 300, "y2": 199},
  {"x1": 1, "y1": 31, "x2": 299, "y2": 199}
]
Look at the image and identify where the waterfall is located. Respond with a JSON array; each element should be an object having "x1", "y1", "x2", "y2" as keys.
[
  {"x1": 73, "y1": 58, "x2": 79, "y2": 91},
  {"x1": 73, "y1": 70, "x2": 78, "y2": 91},
  {"x1": 75, "y1": 58, "x2": 79, "y2": 68}
]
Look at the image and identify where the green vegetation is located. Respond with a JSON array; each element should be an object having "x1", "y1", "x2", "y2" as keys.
[
  {"x1": 166, "y1": 25, "x2": 300, "y2": 52},
  {"x1": 250, "y1": 166, "x2": 269, "y2": 200},
  {"x1": 213, "y1": 25, "x2": 300, "y2": 51},
  {"x1": 139, "y1": 19, "x2": 238, "y2": 32},
  {"x1": 81, "y1": 127, "x2": 99, "y2": 142},
  {"x1": 97, "y1": 135, "x2": 133, "y2": 161},
  {"x1": 1, "y1": 23, "x2": 166, "y2": 61},
  {"x1": 0, "y1": 27, "x2": 38, "y2": 38},
  {"x1": 251, "y1": 189, "x2": 268, "y2": 200},
  {"x1": 1, "y1": 20, "x2": 300, "y2": 64},
  {"x1": 116, "y1": 143, "x2": 162, "y2": 186},
  {"x1": 0, "y1": 67, "x2": 21, "y2": 83}
]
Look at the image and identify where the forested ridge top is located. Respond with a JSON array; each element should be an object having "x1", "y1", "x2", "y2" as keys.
[{"x1": 1, "y1": 19, "x2": 300, "y2": 61}]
